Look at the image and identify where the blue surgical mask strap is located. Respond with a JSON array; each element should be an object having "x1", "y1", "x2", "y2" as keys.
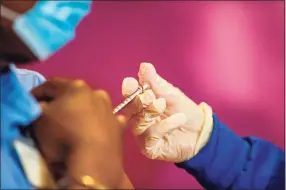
[{"x1": 0, "y1": 6, "x2": 19, "y2": 22}]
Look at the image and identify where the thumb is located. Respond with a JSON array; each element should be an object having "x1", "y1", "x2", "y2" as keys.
[{"x1": 138, "y1": 63, "x2": 179, "y2": 101}]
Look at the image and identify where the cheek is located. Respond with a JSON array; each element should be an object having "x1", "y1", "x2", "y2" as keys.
[{"x1": 0, "y1": 23, "x2": 38, "y2": 63}]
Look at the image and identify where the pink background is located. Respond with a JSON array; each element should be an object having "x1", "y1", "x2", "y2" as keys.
[{"x1": 22, "y1": 1, "x2": 284, "y2": 189}]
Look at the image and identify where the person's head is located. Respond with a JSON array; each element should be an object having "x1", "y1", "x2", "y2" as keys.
[
  {"x1": 0, "y1": 1, "x2": 37, "y2": 67},
  {"x1": 0, "y1": 1, "x2": 92, "y2": 70}
]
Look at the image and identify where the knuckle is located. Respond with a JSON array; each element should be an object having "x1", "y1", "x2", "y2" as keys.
[
  {"x1": 71, "y1": 79, "x2": 88, "y2": 88},
  {"x1": 96, "y1": 89, "x2": 109, "y2": 97},
  {"x1": 94, "y1": 89, "x2": 112, "y2": 103},
  {"x1": 70, "y1": 80, "x2": 92, "y2": 93}
]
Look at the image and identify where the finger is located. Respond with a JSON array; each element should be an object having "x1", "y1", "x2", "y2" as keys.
[
  {"x1": 32, "y1": 119, "x2": 61, "y2": 166},
  {"x1": 121, "y1": 77, "x2": 141, "y2": 118},
  {"x1": 138, "y1": 62, "x2": 179, "y2": 101},
  {"x1": 143, "y1": 113, "x2": 187, "y2": 139},
  {"x1": 132, "y1": 98, "x2": 166, "y2": 136},
  {"x1": 122, "y1": 77, "x2": 139, "y2": 97},
  {"x1": 121, "y1": 77, "x2": 156, "y2": 120},
  {"x1": 93, "y1": 89, "x2": 112, "y2": 107},
  {"x1": 139, "y1": 89, "x2": 156, "y2": 106},
  {"x1": 121, "y1": 89, "x2": 157, "y2": 123},
  {"x1": 31, "y1": 77, "x2": 73, "y2": 101},
  {"x1": 122, "y1": 77, "x2": 156, "y2": 105},
  {"x1": 116, "y1": 115, "x2": 127, "y2": 129},
  {"x1": 143, "y1": 97, "x2": 166, "y2": 114}
]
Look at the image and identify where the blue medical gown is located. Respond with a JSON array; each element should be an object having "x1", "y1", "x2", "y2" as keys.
[
  {"x1": 176, "y1": 115, "x2": 285, "y2": 190},
  {"x1": 1, "y1": 67, "x2": 44, "y2": 189}
]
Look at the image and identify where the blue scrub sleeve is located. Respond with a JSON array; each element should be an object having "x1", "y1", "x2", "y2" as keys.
[{"x1": 175, "y1": 115, "x2": 285, "y2": 190}]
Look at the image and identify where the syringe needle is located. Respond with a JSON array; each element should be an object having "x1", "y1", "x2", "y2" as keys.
[{"x1": 113, "y1": 84, "x2": 149, "y2": 114}]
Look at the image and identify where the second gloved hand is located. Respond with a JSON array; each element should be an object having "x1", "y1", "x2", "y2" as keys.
[{"x1": 121, "y1": 63, "x2": 213, "y2": 163}]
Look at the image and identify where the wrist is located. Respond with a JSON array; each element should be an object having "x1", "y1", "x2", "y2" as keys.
[
  {"x1": 67, "y1": 143, "x2": 124, "y2": 189},
  {"x1": 193, "y1": 102, "x2": 214, "y2": 156}
]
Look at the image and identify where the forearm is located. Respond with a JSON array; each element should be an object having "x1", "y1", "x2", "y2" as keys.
[
  {"x1": 66, "y1": 144, "x2": 129, "y2": 189},
  {"x1": 66, "y1": 173, "x2": 133, "y2": 189},
  {"x1": 176, "y1": 114, "x2": 285, "y2": 189},
  {"x1": 118, "y1": 173, "x2": 134, "y2": 189}
]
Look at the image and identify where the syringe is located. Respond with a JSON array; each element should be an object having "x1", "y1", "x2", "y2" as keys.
[{"x1": 113, "y1": 84, "x2": 150, "y2": 114}]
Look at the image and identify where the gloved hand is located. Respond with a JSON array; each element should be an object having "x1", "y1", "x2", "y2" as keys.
[{"x1": 121, "y1": 63, "x2": 214, "y2": 163}]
